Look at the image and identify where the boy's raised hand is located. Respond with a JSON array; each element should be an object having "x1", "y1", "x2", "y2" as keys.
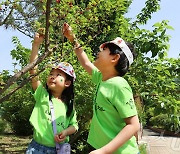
[{"x1": 62, "y1": 23, "x2": 76, "y2": 43}]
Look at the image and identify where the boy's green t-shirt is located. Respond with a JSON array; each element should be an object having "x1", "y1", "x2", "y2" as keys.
[
  {"x1": 29, "y1": 84, "x2": 78, "y2": 147},
  {"x1": 87, "y1": 68, "x2": 139, "y2": 154}
]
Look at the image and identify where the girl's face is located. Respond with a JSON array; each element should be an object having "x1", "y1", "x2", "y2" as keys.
[{"x1": 46, "y1": 69, "x2": 71, "y2": 92}]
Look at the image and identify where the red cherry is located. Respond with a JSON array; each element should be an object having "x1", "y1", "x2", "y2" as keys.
[
  {"x1": 69, "y1": 2, "x2": 73, "y2": 7},
  {"x1": 56, "y1": 0, "x2": 60, "y2": 3}
]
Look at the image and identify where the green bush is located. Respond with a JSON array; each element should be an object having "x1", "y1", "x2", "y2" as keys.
[
  {"x1": 135, "y1": 100, "x2": 147, "y2": 127},
  {"x1": 150, "y1": 114, "x2": 180, "y2": 132},
  {"x1": 139, "y1": 143, "x2": 147, "y2": 154},
  {"x1": 1, "y1": 84, "x2": 34, "y2": 136},
  {"x1": 0, "y1": 118, "x2": 6, "y2": 134}
]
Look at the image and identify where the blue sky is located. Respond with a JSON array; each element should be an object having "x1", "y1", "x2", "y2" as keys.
[{"x1": 0, "y1": 0, "x2": 179, "y2": 72}]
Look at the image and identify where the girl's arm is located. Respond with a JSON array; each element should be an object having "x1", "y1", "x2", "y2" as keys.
[
  {"x1": 29, "y1": 33, "x2": 44, "y2": 91},
  {"x1": 54, "y1": 126, "x2": 77, "y2": 143},
  {"x1": 90, "y1": 115, "x2": 140, "y2": 154},
  {"x1": 62, "y1": 23, "x2": 96, "y2": 75}
]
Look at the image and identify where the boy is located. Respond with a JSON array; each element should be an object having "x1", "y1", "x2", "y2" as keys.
[{"x1": 63, "y1": 23, "x2": 140, "y2": 154}]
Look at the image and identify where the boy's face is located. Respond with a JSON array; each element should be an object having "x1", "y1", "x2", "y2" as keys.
[
  {"x1": 93, "y1": 46, "x2": 114, "y2": 70},
  {"x1": 46, "y1": 69, "x2": 71, "y2": 92}
]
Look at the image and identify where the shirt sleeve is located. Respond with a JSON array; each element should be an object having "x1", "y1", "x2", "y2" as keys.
[
  {"x1": 33, "y1": 84, "x2": 46, "y2": 104},
  {"x1": 112, "y1": 83, "x2": 137, "y2": 118},
  {"x1": 68, "y1": 110, "x2": 79, "y2": 131},
  {"x1": 92, "y1": 67, "x2": 102, "y2": 85}
]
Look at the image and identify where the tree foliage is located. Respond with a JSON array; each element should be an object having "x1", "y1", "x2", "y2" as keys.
[
  {"x1": 0, "y1": 0, "x2": 179, "y2": 150},
  {"x1": 0, "y1": 0, "x2": 42, "y2": 37},
  {"x1": 126, "y1": 56, "x2": 180, "y2": 131}
]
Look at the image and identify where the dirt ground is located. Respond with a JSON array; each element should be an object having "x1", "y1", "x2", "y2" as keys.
[{"x1": 0, "y1": 134, "x2": 31, "y2": 154}]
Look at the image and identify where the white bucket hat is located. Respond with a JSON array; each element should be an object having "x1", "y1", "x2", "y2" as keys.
[{"x1": 52, "y1": 62, "x2": 76, "y2": 81}]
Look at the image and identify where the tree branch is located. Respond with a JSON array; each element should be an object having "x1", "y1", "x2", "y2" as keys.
[
  {"x1": 0, "y1": 49, "x2": 51, "y2": 95},
  {"x1": 16, "y1": 27, "x2": 33, "y2": 38},
  {"x1": 0, "y1": 67, "x2": 45, "y2": 104},
  {"x1": 0, "y1": 0, "x2": 53, "y2": 98},
  {"x1": 44, "y1": 0, "x2": 52, "y2": 53},
  {"x1": 0, "y1": 8, "x2": 14, "y2": 26}
]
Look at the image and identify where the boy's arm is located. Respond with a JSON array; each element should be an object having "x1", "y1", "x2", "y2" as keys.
[
  {"x1": 73, "y1": 43, "x2": 96, "y2": 75},
  {"x1": 63, "y1": 23, "x2": 96, "y2": 75},
  {"x1": 29, "y1": 33, "x2": 44, "y2": 91},
  {"x1": 90, "y1": 115, "x2": 140, "y2": 154}
]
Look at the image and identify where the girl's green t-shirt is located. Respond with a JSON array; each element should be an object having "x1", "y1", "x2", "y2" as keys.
[
  {"x1": 29, "y1": 84, "x2": 78, "y2": 147},
  {"x1": 87, "y1": 68, "x2": 139, "y2": 154}
]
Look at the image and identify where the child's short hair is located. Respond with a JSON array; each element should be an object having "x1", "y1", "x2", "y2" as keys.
[{"x1": 103, "y1": 42, "x2": 136, "y2": 76}]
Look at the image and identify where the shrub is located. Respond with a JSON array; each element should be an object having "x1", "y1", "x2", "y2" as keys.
[
  {"x1": 1, "y1": 84, "x2": 34, "y2": 136},
  {"x1": 150, "y1": 113, "x2": 180, "y2": 132},
  {"x1": 0, "y1": 118, "x2": 6, "y2": 134},
  {"x1": 139, "y1": 143, "x2": 147, "y2": 154}
]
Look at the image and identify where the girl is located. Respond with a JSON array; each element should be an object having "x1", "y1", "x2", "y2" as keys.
[{"x1": 26, "y1": 33, "x2": 78, "y2": 154}]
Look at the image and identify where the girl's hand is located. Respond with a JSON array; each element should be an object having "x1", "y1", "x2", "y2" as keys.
[
  {"x1": 54, "y1": 130, "x2": 67, "y2": 143},
  {"x1": 62, "y1": 23, "x2": 76, "y2": 42},
  {"x1": 33, "y1": 33, "x2": 44, "y2": 45},
  {"x1": 89, "y1": 148, "x2": 110, "y2": 154}
]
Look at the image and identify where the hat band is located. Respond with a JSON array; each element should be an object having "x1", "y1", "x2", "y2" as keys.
[
  {"x1": 117, "y1": 39, "x2": 133, "y2": 65},
  {"x1": 100, "y1": 37, "x2": 134, "y2": 65}
]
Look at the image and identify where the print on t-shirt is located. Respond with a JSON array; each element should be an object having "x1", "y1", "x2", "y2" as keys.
[{"x1": 126, "y1": 98, "x2": 134, "y2": 109}]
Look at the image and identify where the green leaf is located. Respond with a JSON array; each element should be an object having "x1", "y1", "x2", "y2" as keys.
[{"x1": 164, "y1": 70, "x2": 171, "y2": 76}]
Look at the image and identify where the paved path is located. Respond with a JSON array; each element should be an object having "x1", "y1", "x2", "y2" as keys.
[{"x1": 139, "y1": 129, "x2": 180, "y2": 154}]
